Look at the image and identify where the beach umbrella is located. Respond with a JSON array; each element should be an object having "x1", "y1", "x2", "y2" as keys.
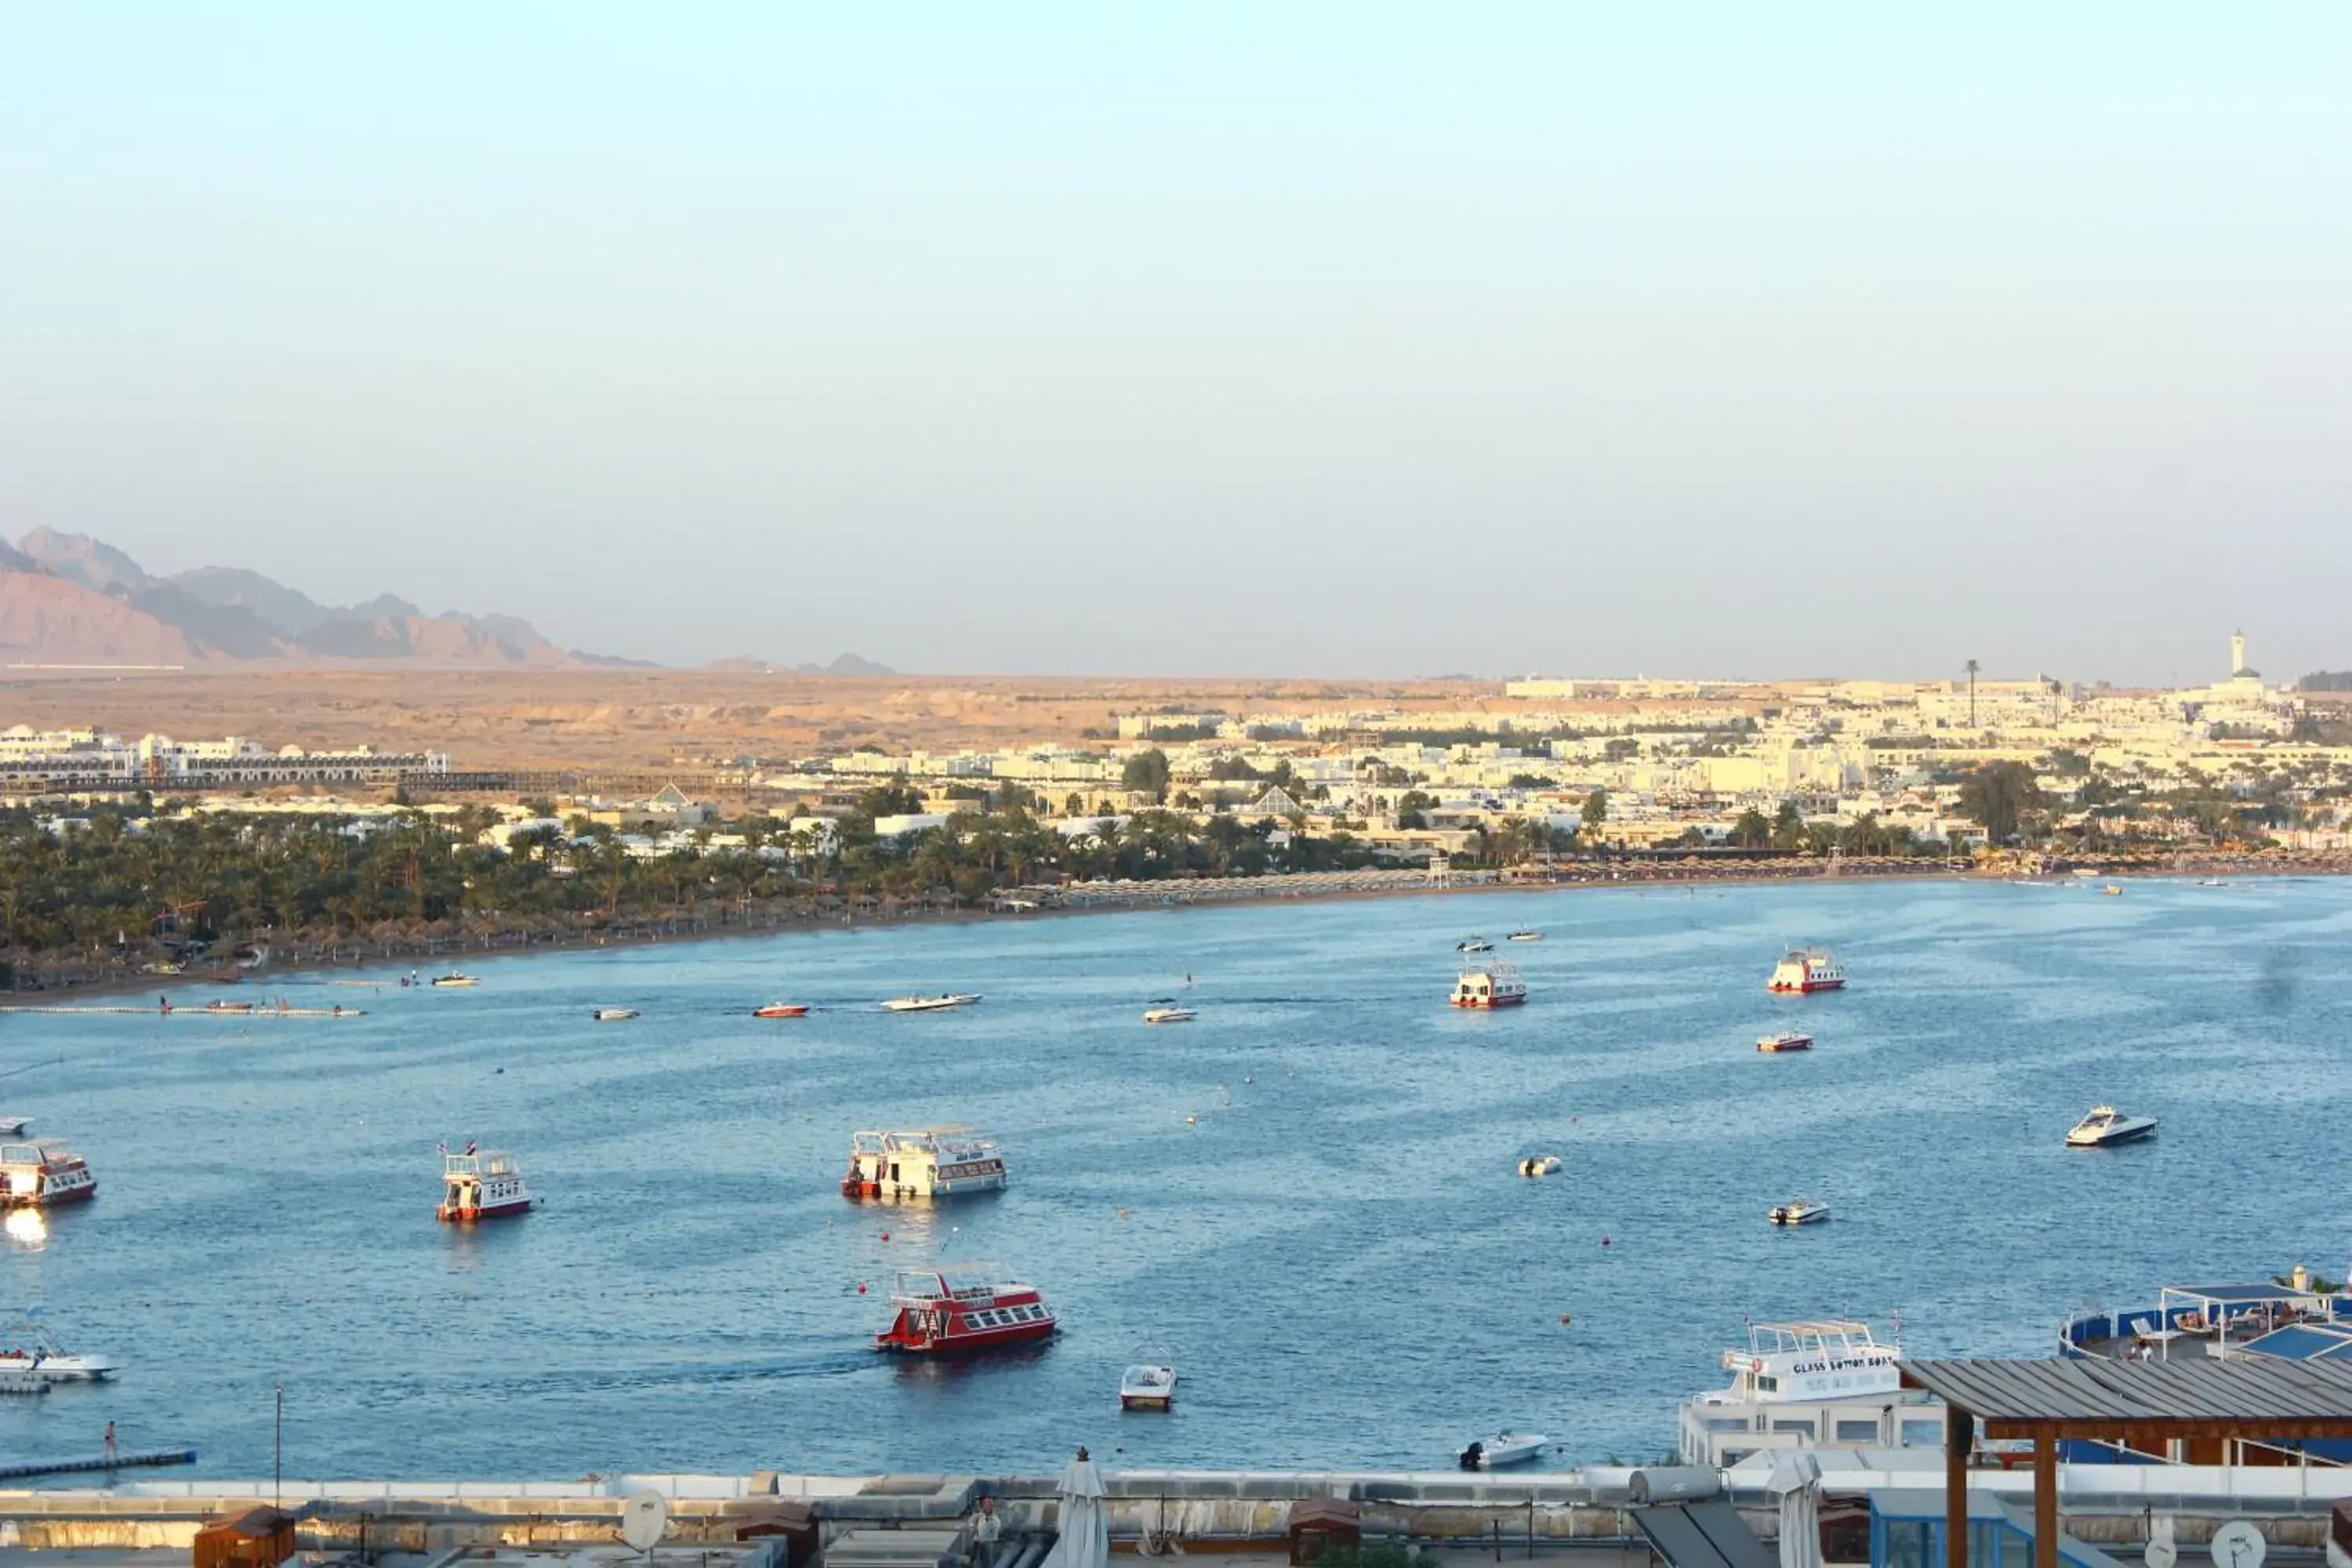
[
  {"x1": 1040, "y1": 1446, "x2": 1109, "y2": 1568},
  {"x1": 1767, "y1": 1450, "x2": 1824, "y2": 1568}
]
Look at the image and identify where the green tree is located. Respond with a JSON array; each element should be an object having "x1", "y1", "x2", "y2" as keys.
[
  {"x1": 1730, "y1": 807, "x2": 1772, "y2": 848},
  {"x1": 1958, "y1": 760, "x2": 2045, "y2": 843},
  {"x1": 1581, "y1": 789, "x2": 1609, "y2": 832},
  {"x1": 1121, "y1": 749, "x2": 1171, "y2": 802}
]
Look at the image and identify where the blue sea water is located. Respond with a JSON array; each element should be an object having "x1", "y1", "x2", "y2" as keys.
[{"x1": 2, "y1": 875, "x2": 2348, "y2": 1480}]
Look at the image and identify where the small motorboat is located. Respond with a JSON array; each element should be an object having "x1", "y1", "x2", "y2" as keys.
[
  {"x1": 2103, "y1": 884, "x2": 2124, "y2": 896},
  {"x1": 2067, "y1": 1105, "x2": 2158, "y2": 1148},
  {"x1": 880, "y1": 993, "x2": 982, "y2": 1013},
  {"x1": 1120, "y1": 1346, "x2": 1178, "y2": 1410},
  {"x1": 592, "y1": 1007, "x2": 639, "y2": 1022},
  {"x1": 1143, "y1": 1006, "x2": 1197, "y2": 1024},
  {"x1": 430, "y1": 973, "x2": 478, "y2": 988},
  {"x1": 1769, "y1": 1199, "x2": 1831, "y2": 1226},
  {"x1": 1456, "y1": 935, "x2": 1494, "y2": 953},
  {"x1": 1507, "y1": 931, "x2": 1544, "y2": 942},
  {"x1": 1756, "y1": 1030, "x2": 1813, "y2": 1053},
  {"x1": 0, "y1": 1311, "x2": 118, "y2": 1382},
  {"x1": 1459, "y1": 1432, "x2": 1547, "y2": 1469},
  {"x1": 0, "y1": 1119, "x2": 27, "y2": 1138},
  {"x1": 1517, "y1": 1155, "x2": 1562, "y2": 1178},
  {"x1": 753, "y1": 1003, "x2": 809, "y2": 1018},
  {"x1": 205, "y1": 1000, "x2": 253, "y2": 1014}
]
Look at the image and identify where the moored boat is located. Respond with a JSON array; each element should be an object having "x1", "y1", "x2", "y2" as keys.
[
  {"x1": 842, "y1": 1127, "x2": 1008, "y2": 1200},
  {"x1": 0, "y1": 1118, "x2": 27, "y2": 1138},
  {"x1": 1458, "y1": 1432, "x2": 1547, "y2": 1468},
  {"x1": 1677, "y1": 1317, "x2": 1941, "y2": 1466},
  {"x1": 1767, "y1": 948, "x2": 1845, "y2": 993},
  {"x1": 205, "y1": 1000, "x2": 252, "y2": 1014},
  {"x1": 880, "y1": 993, "x2": 981, "y2": 1012},
  {"x1": 1120, "y1": 1345, "x2": 1178, "y2": 1410},
  {"x1": 1451, "y1": 964, "x2": 1526, "y2": 1009},
  {"x1": 437, "y1": 1145, "x2": 535, "y2": 1221},
  {"x1": 1507, "y1": 931, "x2": 1543, "y2": 942},
  {"x1": 753, "y1": 1003, "x2": 809, "y2": 1018},
  {"x1": 2067, "y1": 1105, "x2": 2158, "y2": 1148},
  {"x1": 1142, "y1": 1005, "x2": 1196, "y2": 1024},
  {"x1": 1757, "y1": 1029, "x2": 1813, "y2": 1053},
  {"x1": 592, "y1": 1007, "x2": 639, "y2": 1022},
  {"x1": 874, "y1": 1264, "x2": 1056, "y2": 1354},
  {"x1": 1517, "y1": 1154, "x2": 1563, "y2": 1177},
  {"x1": 430, "y1": 973, "x2": 478, "y2": 988},
  {"x1": 0, "y1": 1142, "x2": 96, "y2": 1210},
  {"x1": 0, "y1": 1310, "x2": 118, "y2": 1383},
  {"x1": 1456, "y1": 935, "x2": 1494, "y2": 953},
  {"x1": 1769, "y1": 1198, "x2": 1831, "y2": 1225}
]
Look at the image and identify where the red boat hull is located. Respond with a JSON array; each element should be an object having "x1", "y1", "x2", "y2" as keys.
[
  {"x1": 754, "y1": 1006, "x2": 808, "y2": 1018},
  {"x1": 875, "y1": 1319, "x2": 1056, "y2": 1355},
  {"x1": 3, "y1": 1183, "x2": 95, "y2": 1209},
  {"x1": 439, "y1": 1199, "x2": 533, "y2": 1221},
  {"x1": 1768, "y1": 979, "x2": 1844, "y2": 993},
  {"x1": 1451, "y1": 993, "x2": 1526, "y2": 1009}
]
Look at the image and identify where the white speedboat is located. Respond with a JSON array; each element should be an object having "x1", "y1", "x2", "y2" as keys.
[
  {"x1": 0, "y1": 1311, "x2": 118, "y2": 1382},
  {"x1": 0, "y1": 1118, "x2": 27, "y2": 1138},
  {"x1": 2067, "y1": 1105, "x2": 2158, "y2": 1147},
  {"x1": 592, "y1": 1007, "x2": 639, "y2": 1022},
  {"x1": 1757, "y1": 1029, "x2": 1813, "y2": 1053},
  {"x1": 1517, "y1": 1155, "x2": 1562, "y2": 1178},
  {"x1": 880, "y1": 993, "x2": 981, "y2": 1013},
  {"x1": 1456, "y1": 935, "x2": 1494, "y2": 953},
  {"x1": 1142, "y1": 1006, "x2": 1196, "y2": 1024},
  {"x1": 1769, "y1": 1199, "x2": 1831, "y2": 1226},
  {"x1": 1507, "y1": 931, "x2": 1543, "y2": 942},
  {"x1": 1459, "y1": 1432, "x2": 1547, "y2": 1468},
  {"x1": 1120, "y1": 1349, "x2": 1178, "y2": 1410},
  {"x1": 430, "y1": 972, "x2": 478, "y2": 988}
]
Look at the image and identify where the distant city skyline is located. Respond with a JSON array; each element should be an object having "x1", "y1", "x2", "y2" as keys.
[{"x1": 3, "y1": 4, "x2": 2347, "y2": 684}]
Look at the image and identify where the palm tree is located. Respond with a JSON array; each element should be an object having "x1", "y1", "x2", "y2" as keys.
[{"x1": 1965, "y1": 659, "x2": 1980, "y2": 728}]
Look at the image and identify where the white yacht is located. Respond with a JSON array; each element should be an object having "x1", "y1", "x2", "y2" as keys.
[
  {"x1": 1458, "y1": 1432, "x2": 1547, "y2": 1468},
  {"x1": 880, "y1": 993, "x2": 982, "y2": 1013},
  {"x1": 2067, "y1": 1105, "x2": 2158, "y2": 1147},
  {"x1": 0, "y1": 1309, "x2": 118, "y2": 1382},
  {"x1": 1769, "y1": 1199, "x2": 1831, "y2": 1226},
  {"x1": 592, "y1": 1007, "x2": 639, "y2": 1022},
  {"x1": 1142, "y1": 1005, "x2": 1196, "y2": 1024},
  {"x1": 1677, "y1": 1319, "x2": 1944, "y2": 1468}
]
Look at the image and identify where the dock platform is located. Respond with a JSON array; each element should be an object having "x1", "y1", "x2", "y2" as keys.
[{"x1": 0, "y1": 1448, "x2": 197, "y2": 1480}]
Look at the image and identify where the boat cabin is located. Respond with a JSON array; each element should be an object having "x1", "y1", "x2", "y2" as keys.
[
  {"x1": 874, "y1": 1263, "x2": 1056, "y2": 1354},
  {"x1": 841, "y1": 1127, "x2": 1008, "y2": 1200},
  {"x1": 437, "y1": 1149, "x2": 533, "y2": 1221},
  {"x1": 1450, "y1": 964, "x2": 1526, "y2": 1009},
  {"x1": 0, "y1": 1142, "x2": 96, "y2": 1209},
  {"x1": 1678, "y1": 1318, "x2": 1944, "y2": 1467}
]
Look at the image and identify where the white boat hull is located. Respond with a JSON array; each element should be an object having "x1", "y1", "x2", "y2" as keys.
[
  {"x1": 0, "y1": 1353, "x2": 116, "y2": 1383},
  {"x1": 1465, "y1": 1433, "x2": 1547, "y2": 1468}
]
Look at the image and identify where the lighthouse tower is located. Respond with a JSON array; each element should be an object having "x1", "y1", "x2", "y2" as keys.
[{"x1": 2230, "y1": 630, "x2": 2248, "y2": 677}]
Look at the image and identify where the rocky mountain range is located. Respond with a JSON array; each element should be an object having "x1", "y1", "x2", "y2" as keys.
[
  {"x1": 0, "y1": 528, "x2": 627, "y2": 668},
  {"x1": 0, "y1": 530, "x2": 891, "y2": 673}
]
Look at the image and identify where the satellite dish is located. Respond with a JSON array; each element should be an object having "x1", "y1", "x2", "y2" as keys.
[
  {"x1": 620, "y1": 1490, "x2": 670, "y2": 1553},
  {"x1": 2208, "y1": 1523, "x2": 2265, "y2": 1568},
  {"x1": 2147, "y1": 1515, "x2": 2177, "y2": 1568}
]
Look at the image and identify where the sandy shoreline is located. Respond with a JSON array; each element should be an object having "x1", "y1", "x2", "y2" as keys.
[{"x1": 11, "y1": 853, "x2": 2341, "y2": 1009}]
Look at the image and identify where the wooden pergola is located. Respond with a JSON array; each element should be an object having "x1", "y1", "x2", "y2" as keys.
[{"x1": 1902, "y1": 1356, "x2": 2352, "y2": 1568}]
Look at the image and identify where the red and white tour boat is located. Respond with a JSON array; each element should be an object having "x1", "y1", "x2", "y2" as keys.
[
  {"x1": 1757, "y1": 1029, "x2": 1814, "y2": 1053},
  {"x1": 874, "y1": 1264, "x2": 1058, "y2": 1354},
  {"x1": 1451, "y1": 964, "x2": 1527, "y2": 1009},
  {"x1": 753, "y1": 1003, "x2": 808, "y2": 1018},
  {"x1": 1766, "y1": 948, "x2": 1845, "y2": 993},
  {"x1": 436, "y1": 1145, "x2": 535, "y2": 1221},
  {"x1": 842, "y1": 1127, "x2": 1008, "y2": 1200},
  {"x1": 0, "y1": 1141, "x2": 96, "y2": 1209}
]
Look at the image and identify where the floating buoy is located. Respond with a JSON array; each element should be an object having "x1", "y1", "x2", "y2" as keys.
[
  {"x1": 857, "y1": 1281, "x2": 867, "y2": 1294},
  {"x1": 1601, "y1": 1236, "x2": 1612, "y2": 1247},
  {"x1": 880, "y1": 1232, "x2": 890, "y2": 1242},
  {"x1": 1559, "y1": 1313, "x2": 1573, "y2": 1326},
  {"x1": 1185, "y1": 1114, "x2": 1198, "y2": 1125}
]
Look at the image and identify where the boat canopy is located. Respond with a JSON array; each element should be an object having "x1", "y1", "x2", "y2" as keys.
[{"x1": 2240, "y1": 1323, "x2": 2352, "y2": 1362}]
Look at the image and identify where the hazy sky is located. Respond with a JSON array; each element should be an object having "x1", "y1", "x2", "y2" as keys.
[{"x1": 3, "y1": 5, "x2": 2347, "y2": 683}]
